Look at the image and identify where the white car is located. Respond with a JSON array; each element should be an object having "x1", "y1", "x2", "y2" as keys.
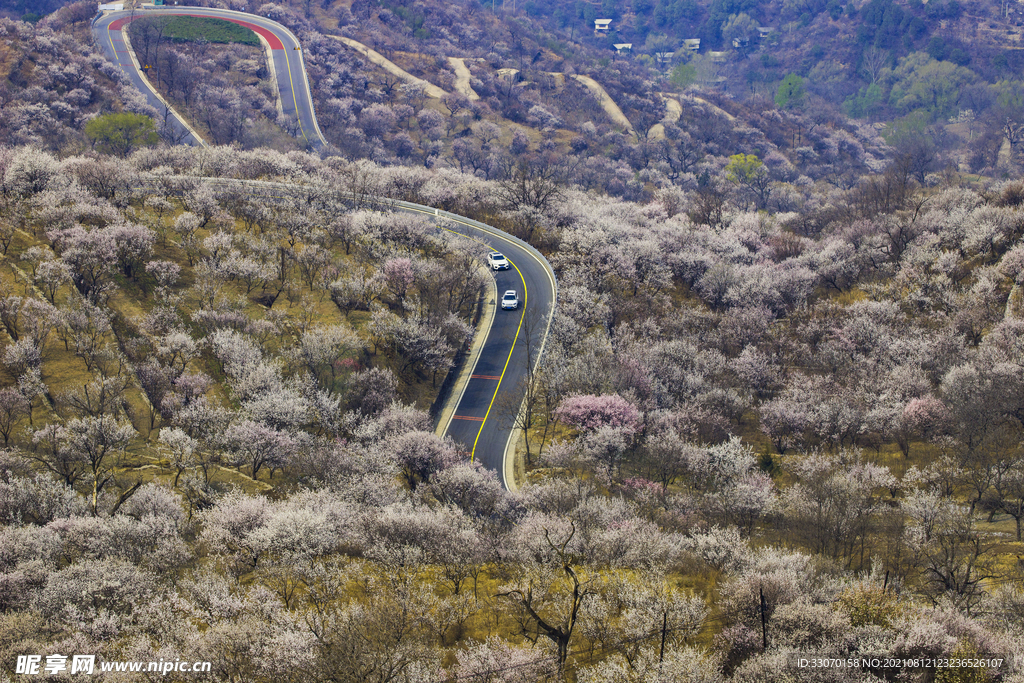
[
  {"x1": 488, "y1": 252, "x2": 509, "y2": 270},
  {"x1": 501, "y1": 290, "x2": 519, "y2": 310}
]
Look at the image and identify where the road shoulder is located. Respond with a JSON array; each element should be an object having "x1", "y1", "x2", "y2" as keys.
[
  {"x1": 118, "y1": 18, "x2": 207, "y2": 146},
  {"x1": 434, "y1": 266, "x2": 498, "y2": 441}
]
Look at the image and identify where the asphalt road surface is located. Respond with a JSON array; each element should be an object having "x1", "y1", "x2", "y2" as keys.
[
  {"x1": 394, "y1": 203, "x2": 556, "y2": 490},
  {"x1": 100, "y1": 2, "x2": 559, "y2": 489},
  {"x1": 92, "y1": 7, "x2": 326, "y2": 149},
  {"x1": 142, "y1": 178, "x2": 558, "y2": 491}
]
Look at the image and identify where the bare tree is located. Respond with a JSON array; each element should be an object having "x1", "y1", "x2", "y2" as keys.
[
  {"x1": 376, "y1": 73, "x2": 403, "y2": 103},
  {"x1": 30, "y1": 423, "x2": 88, "y2": 487},
  {"x1": 860, "y1": 46, "x2": 888, "y2": 84},
  {"x1": 0, "y1": 388, "x2": 29, "y2": 446},
  {"x1": 498, "y1": 523, "x2": 595, "y2": 674},
  {"x1": 442, "y1": 93, "x2": 472, "y2": 135},
  {"x1": 495, "y1": 153, "x2": 567, "y2": 213},
  {"x1": 1004, "y1": 118, "x2": 1024, "y2": 155},
  {"x1": 494, "y1": 310, "x2": 555, "y2": 467},
  {"x1": 918, "y1": 504, "x2": 995, "y2": 614},
  {"x1": 989, "y1": 451, "x2": 1024, "y2": 541}
]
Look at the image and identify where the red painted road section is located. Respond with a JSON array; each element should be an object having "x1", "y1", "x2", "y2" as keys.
[{"x1": 107, "y1": 14, "x2": 284, "y2": 49}]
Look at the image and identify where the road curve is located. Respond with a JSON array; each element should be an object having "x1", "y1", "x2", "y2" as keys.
[
  {"x1": 393, "y1": 202, "x2": 556, "y2": 491},
  {"x1": 146, "y1": 178, "x2": 557, "y2": 491},
  {"x1": 96, "y1": 9, "x2": 556, "y2": 490},
  {"x1": 92, "y1": 7, "x2": 326, "y2": 149}
]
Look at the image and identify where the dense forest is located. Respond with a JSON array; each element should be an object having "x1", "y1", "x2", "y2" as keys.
[{"x1": 1, "y1": 0, "x2": 1024, "y2": 681}]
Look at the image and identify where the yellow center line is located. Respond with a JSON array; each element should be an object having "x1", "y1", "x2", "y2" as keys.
[
  {"x1": 176, "y1": 185, "x2": 532, "y2": 463},
  {"x1": 278, "y1": 34, "x2": 309, "y2": 143},
  {"x1": 470, "y1": 260, "x2": 526, "y2": 460},
  {"x1": 401, "y1": 208, "x2": 528, "y2": 461},
  {"x1": 106, "y1": 22, "x2": 118, "y2": 67}
]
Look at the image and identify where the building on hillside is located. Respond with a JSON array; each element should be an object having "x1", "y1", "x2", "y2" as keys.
[
  {"x1": 613, "y1": 43, "x2": 633, "y2": 54},
  {"x1": 732, "y1": 37, "x2": 749, "y2": 48},
  {"x1": 758, "y1": 26, "x2": 774, "y2": 38},
  {"x1": 655, "y1": 51, "x2": 675, "y2": 65},
  {"x1": 594, "y1": 19, "x2": 612, "y2": 33},
  {"x1": 683, "y1": 38, "x2": 701, "y2": 51}
]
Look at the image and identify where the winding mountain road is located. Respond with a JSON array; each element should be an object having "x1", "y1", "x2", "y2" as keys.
[
  {"x1": 98, "y1": 8, "x2": 557, "y2": 490},
  {"x1": 395, "y1": 202, "x2": 555, "y2": 491},
  {"x1": 93, "y1": 7, "x2": 326, "y2": 149}
]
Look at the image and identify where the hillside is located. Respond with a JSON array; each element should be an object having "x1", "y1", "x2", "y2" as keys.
[
  {"x1": 299, "y1": 0, "x2": 1024, "y2": 176},
  {"x1": 126, "y1": 15, "x2": 299, "y2": 148},
  {"x1": 3, "y1": 1, "x2": 1024, "y2": 682},
  {"x1": 0, "y1": 8, "x2": 131, "y2": 151},
  {"x1": 3, "y1": 134, "x2": 1024, "y2": 680}
]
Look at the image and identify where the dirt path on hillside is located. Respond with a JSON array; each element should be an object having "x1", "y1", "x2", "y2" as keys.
[
  {"x1": 663, "y1": 95, "x2": 682, "y2": 123},
  {"x1": 684, "y1": 94, "x2": 736, "y2": 121},
  {"x1": 999, "y1": 137, "x2": 1012, "y2": 168},
  {"x1": 447, "y1": 57, "x2": 479, "y2": 100},
  {"x1": 330, "y1": 37, "x2": 739, "y2": 142},
  {"x1": 330, "y1": 35, "x2": 448, "y2": 99},
  {"x1": 649, "y1": 95, "x2": 682, "y2": 140},
  {"x1": 490, "y1": 69, "x2": 633, "y2": 135},
  {"x1": 1007, "y1": 283, "x2": 1023, "y2": 319},
  {"x1": 570, "y1": 74, "x2": 635, "y2": 136}
]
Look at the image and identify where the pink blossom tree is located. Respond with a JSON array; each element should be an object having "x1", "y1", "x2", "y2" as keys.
[
  {"x1": 555, "y1": 393, "x2": 642, "y2": 434},
  {"x1": 901, "y1": 396, "x2": 952, "y2": 452},
  {"x1": 109, "y1": 222, "x2": 155, "y2": 281},
  {"x1": 52, "y1": 225, "x2": 118, "y2": 302}
]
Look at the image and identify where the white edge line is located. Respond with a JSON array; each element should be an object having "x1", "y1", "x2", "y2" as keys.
[
  {"x1": 102, "y1": 12, "x2": 208, "y2": 147},
  {"x1": 136, "y1": 7, "x2": 326, "y2": 147},
  {"x1": 434, "y1": 267, "x2": 497, "y2": 440},
  {"x1": 141, "y1": 171, "x2": 559, "y2": 493},
  {"x1": 289, "y1": 32, "x2": 327, "y2": 146}
]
